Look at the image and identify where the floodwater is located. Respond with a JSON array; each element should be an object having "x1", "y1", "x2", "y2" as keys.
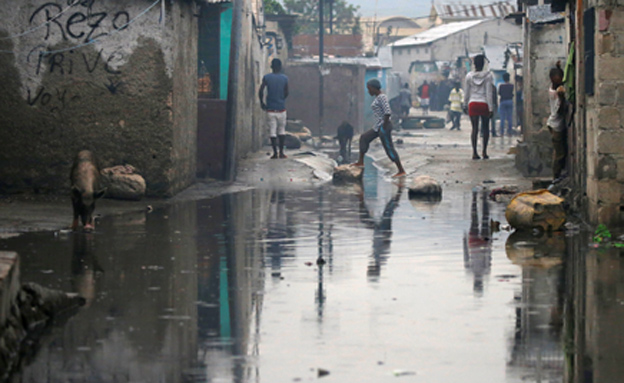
[{"x1": 2, "y1": 164, "x2": 624, "y2": 382}]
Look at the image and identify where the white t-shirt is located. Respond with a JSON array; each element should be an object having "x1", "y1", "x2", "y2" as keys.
[{"x1": 547, "y1": 87, "x2": 564, "y2": 131}]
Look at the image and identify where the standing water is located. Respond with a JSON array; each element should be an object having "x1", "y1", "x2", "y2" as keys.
[{"x1": 1, "y1": 167, "x2": 621, "y2": 382}]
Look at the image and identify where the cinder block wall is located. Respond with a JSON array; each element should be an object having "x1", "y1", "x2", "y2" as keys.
[
  {"x1": 586, "y1": 4, "x2": 624, "y2": 224},
  {"x1": 0, "y1": 1, "x2": 197, "y2": 197}
]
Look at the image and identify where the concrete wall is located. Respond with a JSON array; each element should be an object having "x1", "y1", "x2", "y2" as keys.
[
  {"x1": 516, "y1": 21, "x2": 567, "y2": 177},
  {"x1": 0, "y1": 1, "x2": 197, "y2": 197},
  {"x1": 392, "y1": 19, "x2": 521, "y2": 80},
  {"x1": 285, "y1": 62, "x2": 366, "y2": 135},
  {"x1": 231, "y1": 2, "x2": 266, "y2": 167}
]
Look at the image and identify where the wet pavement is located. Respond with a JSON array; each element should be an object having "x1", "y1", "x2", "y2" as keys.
[{"x1": 3, "y1": 155, "x2": 624, "y2": 383}]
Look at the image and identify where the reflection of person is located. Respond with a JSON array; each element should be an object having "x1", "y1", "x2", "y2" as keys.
[
  {"x1": 359, "y1": 184, "x2": 404, "y2": 280},
  {"x1": 352, "y1": 78, "x2": 406, "y2": 178},
  {"x1": 448, "y1": 82, "x2": 464, "y2": 131},
  {"x1": 498, "y1": 73, "x2": 515, "y2": 136},
  {"x1": 464, "y1": 54, "x2": 494, "y2": 160},
  {"x1": 463, "y1": 191, "x2": 492, "y2": 296},
  {"x1": 259, "y1": 58, "x2": 289, "y2": 159},
  {"x1": 399, "y1": 83, "x2": 412, "y2": 118},
  {"x1": 266, "y1": 190, "x2": 294, "y2": 275}
]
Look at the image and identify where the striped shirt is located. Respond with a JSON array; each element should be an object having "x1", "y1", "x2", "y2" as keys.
[{"x1": 371, "y1": 93, "x2": 391, "y2": 131}]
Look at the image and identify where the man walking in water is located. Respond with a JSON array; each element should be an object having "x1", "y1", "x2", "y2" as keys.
[
  {"x1": 352, "y1": 78, "x2": 406, "y2": 178},
  {"x1": 259, "y1": 58, "x2": 289, "y2": 159}
]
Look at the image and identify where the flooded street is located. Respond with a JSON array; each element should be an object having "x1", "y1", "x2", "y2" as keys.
[{"x1": 2, "y1": 163, "x2": 623, "y2": 382}]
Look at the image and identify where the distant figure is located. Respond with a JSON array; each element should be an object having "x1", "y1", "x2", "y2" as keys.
[
  {"x1": 464, "y1": 54, "x2": 494, "y2": 160},
  {"x1": 399, "y1": 83, "x2": 412, "y2": 118},
  {"x1": 418, "y1": 80, "x2": 430, "y2": 115},
  {"x1": 259, "y1": 58, "x2": 289, "y2": 159},
  {"x1": 429, "y1": 80, "x2": 439, "y2": 111},
  {"x1": 498, "y1": 72, "x2": 515, "y2": 136},
  {"x1": 490, "y1": 82, "x2": 498, "y2": 137},
  {"x1": 336, "y1": 121, "x2": 354, "y2": 164},
  {"x1": 448, "y1": 82, "x2": 464, "y2": 130},
  {"x1": 352, "y1": 78, "x2": 406, "y2": 178},
  {"x1": 547, "y1": 62, "x2": 568, "y2": 182},
  {"x1": 516, "y1": 76, "x2": 524, "y2": 132}
]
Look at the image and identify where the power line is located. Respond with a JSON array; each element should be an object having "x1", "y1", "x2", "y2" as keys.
[{"x1": 0, "y1": 1, "x2": 80, "y2": 41}]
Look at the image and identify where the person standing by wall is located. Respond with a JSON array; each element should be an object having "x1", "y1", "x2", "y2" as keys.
[
  {"x1": 352, "y1": 79, "x2": 407, "y2": 178},
  {"x1": 547, "y1": 62, "x2": 568, "y2": 182},
  {"x1": 498, "y1": 73, "x2": 515, "y2": 136},
  {"x1": 448, "y1": 82, "x2": 464, "y2": 131},
  {"x1": 464, "y1": 54, "x2": 494, "y2": 160},
  {"x1": 259, "y1": 58, "x2": 289, "y2": 159}
]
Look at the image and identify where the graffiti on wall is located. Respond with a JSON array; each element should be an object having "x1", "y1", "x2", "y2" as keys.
[
  {"x1": 9, "y1": 0, "x2": 156, "y2": 115},
  {"x1": 265, "y1": 31, "x2": 283, "y2": 60}
]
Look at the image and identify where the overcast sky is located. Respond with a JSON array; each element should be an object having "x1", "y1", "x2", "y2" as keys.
[{"x1": 349, "y1": 0, "x2": 432, "y2": 18}]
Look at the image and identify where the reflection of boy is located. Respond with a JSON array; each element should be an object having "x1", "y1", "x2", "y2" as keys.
[
  {"x1": 259, "y1": 58, "x2": 289, "y2": 159},
  {"x1": 463, "y1": 191, "x2": 492, "y2": 296}
]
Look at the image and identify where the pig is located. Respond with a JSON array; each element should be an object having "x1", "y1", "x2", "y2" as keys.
[{"x1": 70, "y1": 150, "x2": 105, "y2": 232}]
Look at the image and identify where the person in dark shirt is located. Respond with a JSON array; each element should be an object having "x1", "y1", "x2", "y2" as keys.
[
  {"x1": 498, "y1": 73, "x2": 515, "y2": 136},
  {"x1": 259, "y1": 59, "x2": 289, "y2": 159}
]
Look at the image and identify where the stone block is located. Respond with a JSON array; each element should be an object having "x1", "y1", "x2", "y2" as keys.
[
  {"x1": 597, "y1": 130, "x2": 624, "y2": 154},
  {"x1": 598, "y1": 180, "x2": 622, "y2": 204},
  {"x1": 597, "y1": 155, "x2": 617, "y2": 179},
  {"x1": 609, "y1": 8, "x2": 624, "y2": 31},
  {"x1": 597, "y1": 107, "x2": 621, "y2": 129},
  {"x1": 616, "y1": 158, "x2": 624, "y2": 181},
  {"x1": 597, "y1": 82, "x2": 617, "y2": 106},
  {"x1": 617, "y1": 83, "x2": 624, "y2": 105},
  {"x1": 598, "y1": 32, "x2": 614, "y2": 55},
  {"x1": 598, "y1": 56, "x2": 624, "y2": 81}
]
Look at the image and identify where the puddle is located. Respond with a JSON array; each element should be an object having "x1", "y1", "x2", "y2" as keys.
[{"x1": 0, "y1": 168, "x2": 621, "y2": 382}]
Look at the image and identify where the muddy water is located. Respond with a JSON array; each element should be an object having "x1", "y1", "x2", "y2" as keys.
[{"x1": 2, "y1": 169, "x2": 623, "y2": 382}]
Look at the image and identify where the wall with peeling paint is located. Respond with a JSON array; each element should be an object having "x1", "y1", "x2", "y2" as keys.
[{"x1": 0, "y1": 0, "x2": 197, "y2": 197}]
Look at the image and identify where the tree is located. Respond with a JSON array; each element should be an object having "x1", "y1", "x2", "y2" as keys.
[
  {"x1": 282, "y1": 0, "x2": 361, "y2": 35},
  {"x1": 265, "y1": 0, "x2": 286, "y2": 15}
]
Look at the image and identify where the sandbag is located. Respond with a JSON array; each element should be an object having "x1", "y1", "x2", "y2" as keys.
[{"x1": 505, "y1": 190, "x2": 565, "y2": 231}]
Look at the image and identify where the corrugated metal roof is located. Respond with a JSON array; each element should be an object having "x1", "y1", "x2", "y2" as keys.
[
  {"x1": 389, "y1": 19, "x2": 485, "y2": 48},
  {"x1": 202, "y1": 0, "x2": 232, "y2": 3},
  {"x1": 291, "y1": 56, "x2": 387, "y2": 69},
  {"x1": 434, "y1": 1, "x2": 515, "y2": 20}
]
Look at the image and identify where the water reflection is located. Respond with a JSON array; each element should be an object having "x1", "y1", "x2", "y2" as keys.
[
  {"x1": 505, "y1": 231, "x2": 565, "y2": 381},
  {"x1": 463, "y1": 190, "x2": 492, "y2": 296},
  {"x1": 3, "y1": 184, "x2": 624, "y2": 382},
  {"x1": 358, "y1": 183, "x2": 404, "y2": 281}
]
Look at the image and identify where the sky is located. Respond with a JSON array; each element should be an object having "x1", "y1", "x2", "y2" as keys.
[{"x1": 348, "y1": 0, "x2": 433, "y2": 18}]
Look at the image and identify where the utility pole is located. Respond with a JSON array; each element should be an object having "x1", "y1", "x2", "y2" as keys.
[
  {"x1": 329, "y1": 0, "x2": 333, "y2": 34},
  {"x1": 319, "y1": 0, "x2": 324, "y2": 139}
]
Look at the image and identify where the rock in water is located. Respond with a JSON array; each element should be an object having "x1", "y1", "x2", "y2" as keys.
[
  {"x1": 332, "y1": 165, "x2": 363, "y2": 184},
  {"x1": 408, "y1": 175, "x2": 442, "y2": 198},
  {"x1": 100, "y1": 165, "x2": 146, "y2": 201}
]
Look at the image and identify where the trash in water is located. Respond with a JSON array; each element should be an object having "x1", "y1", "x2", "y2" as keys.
[
  {"x1": 317, "y1": 368, "x2": 330, "y2": 378},
  {"x1": 392, "y1": 370, "x2": 416, "y2": 377}
]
